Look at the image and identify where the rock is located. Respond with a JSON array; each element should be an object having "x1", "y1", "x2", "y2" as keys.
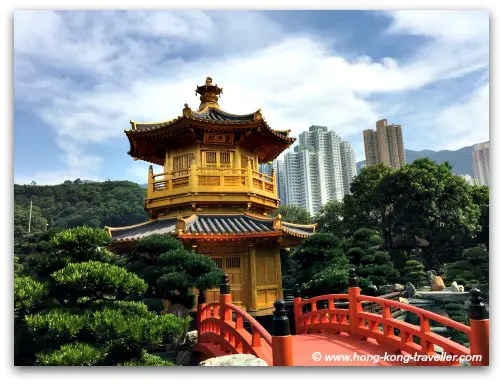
[
  {"x1": 405, "y1": 282, "x2": 416, "y2": 298},
  {"x1": 176, "y1": 350, "x2": 192, "y2": 365},
  {"x1": 199, "y1": 354, "x2": 268, "y2": 367},
  {"x1": 364, "y1": 284, "x2": 378, "y2": 296},
  {"x1": 185, "y1": 330, "x2": 198, "y2": 346},
  {"x1": 178, "y1": 330, "x2": 198, "y2": 351},
  {"x1": 393, "y1": 283, "x2": 404, "y2": 292},
  {"x1": 164, "y1": 303, "x2": 190, "y2": 317},
  {"x1": 380, "y1": 284, "x2": 394, "y2": 294},
  {"x1": 430, "y1": 276, "x2": 446, "y2": 291},
  {"x1": 414, "y1": 291, "x2": 470, "y2": 303},
  {"x1": 426, "y1": 270, "x2": 437, "y2": 284}
]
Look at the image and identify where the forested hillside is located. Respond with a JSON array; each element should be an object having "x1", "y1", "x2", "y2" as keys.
[{"x1": 14, "y1": 180, "x2": 147, "y2": 240}]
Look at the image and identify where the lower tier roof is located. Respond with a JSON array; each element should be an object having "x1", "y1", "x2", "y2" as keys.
[{"x1": 106, "y1": 213, "x2": 315, "y2": 243}]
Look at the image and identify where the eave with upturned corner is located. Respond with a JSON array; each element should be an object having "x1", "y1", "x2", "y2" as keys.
[{"x1": 126, "y1": 112, "x2": 295, "y2": 166}]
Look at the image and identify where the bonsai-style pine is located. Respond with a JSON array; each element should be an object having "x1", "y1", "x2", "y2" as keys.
[
  {"x1": 14, "y1": 227, "x2": 188, "y2": 366},
  {"x1": 342, "y1": 228, "x2": 399, "y2": 290},
  {"x1": 403, "y1": 259, "x2": 428, "y2": 288},
  {"x1": 119, "y1": 234, "x2": 222, "y2": 311},
  {"x1": 292, "y1": 232, "x2": 349, "y2": 297}
]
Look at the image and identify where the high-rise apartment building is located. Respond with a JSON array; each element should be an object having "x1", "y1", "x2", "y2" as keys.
[
  {"x1": 258, "y1": 162, "x2": 273, "y2": 176},
  {"x1": 273, "y1": 159, "x2": 287, "y2": 206},
  {"x1": 363, "y1": 119, "x2": 406, "y2": 169},
  {"x1": 472, "y1": 142, "x2": 489, "y2": 186},
  {"x1": 281, "y1": 125, "x2": 356, "y2": 216},
  {"x1": 298, "y1": 125, "x2": 345, "y2": 202},
  {"x1": 284, "y1": 149, "x2": 327, "y2": 216},
  {"x1": 258, "y1": 161, "x2": 287, "y2": 205},
  {"x1": 340, "y1": 140, "x2": 357, "y2": 195}
]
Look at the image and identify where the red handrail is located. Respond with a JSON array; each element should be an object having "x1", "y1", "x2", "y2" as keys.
[
  {"x1": 358, "y1": 295, "x2": 471, "y2": 336},
  {"x1": 225, "y1": 303, "x2": 272, "y2": 347},
  {"x1": 198, "y1": 300, "x2": 273, "y2": 365},
  {"x1": 295, "y1": 294, "x2": 350, "y2": 335}
]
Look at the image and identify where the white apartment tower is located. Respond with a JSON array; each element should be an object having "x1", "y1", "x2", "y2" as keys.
[
  {"x1": 340, "y1": 140, "x2": 357, "y2": 195},
  {"x1": 273, "y1": 159, "x2": 287, "y2": 206},
  {"x1": 284, "y1": 149, "x2": 328, "y2": 216},
  {"x1": 282, "y1": 125, "x2": 355, "y2": 216},
  {"x1": 298, "y1": 125, "x2": 345, "y2": 203},
  {"x1": 472, "y1": 142, "x2": 489, "y2": 186}
]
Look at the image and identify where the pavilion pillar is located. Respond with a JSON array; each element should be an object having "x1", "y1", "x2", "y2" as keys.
[
  {"x1": 274, "y1": 247, "x2": 283, "y2": 301},
  {"x1": 272, "y1": 300, "x2": 294, "y2": 366},
  {"x1": 189, "y1": 157, "x2": 197, "y2": 190},
  {"x1": 147, "y1": 165, "x2": 154, "y2": 197},
  {"x1": 469, "y1": 288, "x2": 489, "y2": 366},
  {"x1": 246, "y1": 158, "x2": 254, "y2": 189},
  {"x1": 248, "y1": 245, "x2": 258, "y2": 312}
]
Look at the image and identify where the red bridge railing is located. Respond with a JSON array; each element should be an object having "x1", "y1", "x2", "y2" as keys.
[
  {"x1": 196, "y1": 270, "x2": 489, "y2": 366},
  {"x1": 197, "y1": 291, "x2": 274, "y2": 365},
  {"x1": 293, "y1": 269, "x2": 489, "y2": 366}
]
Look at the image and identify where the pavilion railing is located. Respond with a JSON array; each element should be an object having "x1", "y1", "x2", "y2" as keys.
[{"x1": 147, "y1": 164, "x2": 276, "y2": 199}]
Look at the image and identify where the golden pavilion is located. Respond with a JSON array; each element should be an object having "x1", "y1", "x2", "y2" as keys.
[{"x1": 106, "y1": 77, "x2": 315, "y2": 315}]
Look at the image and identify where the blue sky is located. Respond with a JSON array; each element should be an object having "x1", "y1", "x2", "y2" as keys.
[{"x1": 14, "y1": 10, "x2": 489, "y2": 185}]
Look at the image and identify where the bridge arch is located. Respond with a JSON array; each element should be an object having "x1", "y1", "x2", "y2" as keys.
[{"x1": 194, "y1": 270, "x2": 489, "y2": 366}]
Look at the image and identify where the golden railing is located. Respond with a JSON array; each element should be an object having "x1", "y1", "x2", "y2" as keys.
[{"x1": 148, "y1": 165, "x2": 276, "y2": 198}]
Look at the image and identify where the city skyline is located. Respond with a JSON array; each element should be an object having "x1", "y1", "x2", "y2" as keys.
[{"x1": 14, "y1": 10, "x2": 489, "y2": 185}]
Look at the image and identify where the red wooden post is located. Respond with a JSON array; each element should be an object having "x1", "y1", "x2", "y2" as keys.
[
  {"x1": 348, "y1": 268, "x2": 362, "y2": 337},
  {"x1": 196, "y1": 289, "x2": 206, "y2": 335},
  {"x1": 272, "y1": 300, "x2": 294, "y2": 366},
  {"x1": 469, "y1": 288, "x2": 489, "y2": 366},
  {"x1": 293, "y1": 284, "x2": 303, "y2": 334}
]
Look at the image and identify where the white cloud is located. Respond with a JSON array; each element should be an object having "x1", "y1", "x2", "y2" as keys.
[
  {"x1": 14, "y1": 10, "x2": 489, "y2": 183},
  {"x1": 432, "y1": 82, "x2": 489, "y2": 150},
  {"x1": 386, "y1": 10, "x2": 488, "y2": 44}
]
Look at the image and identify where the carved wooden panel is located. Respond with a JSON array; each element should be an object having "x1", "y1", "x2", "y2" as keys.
[{"x1": 203, "y1": 133, "x2": 234, "y2": 145}]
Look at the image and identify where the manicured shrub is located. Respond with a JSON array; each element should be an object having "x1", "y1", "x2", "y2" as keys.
[{"x1": 403, "y1": 260, "x2": 427, "y2": 287}]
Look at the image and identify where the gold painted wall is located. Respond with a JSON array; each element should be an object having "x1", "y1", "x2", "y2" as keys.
[{"x1": 194, "y1": 241, "x2": 282, "y2": 315}]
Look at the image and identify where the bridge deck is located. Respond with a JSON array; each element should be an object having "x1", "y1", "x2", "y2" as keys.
[
  {"x1": 291, "y1": 333, "x2": 409, "y2": 366},
  {"x1": 197, "y1": 333, "x2": 411, "y2": 366}
]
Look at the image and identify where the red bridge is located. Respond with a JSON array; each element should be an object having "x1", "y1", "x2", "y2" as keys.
[{"x1": 193, "y1": 270, "x2": 489, "y2": 366}]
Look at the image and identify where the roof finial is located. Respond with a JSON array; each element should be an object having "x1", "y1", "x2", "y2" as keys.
[{"x1": 195, "y1": 76, "x2": 223, "y2": 110}]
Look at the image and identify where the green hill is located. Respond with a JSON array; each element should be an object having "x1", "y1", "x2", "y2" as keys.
[{"x1": 14, "y1": 180, "x2": 148, "y2": 240}]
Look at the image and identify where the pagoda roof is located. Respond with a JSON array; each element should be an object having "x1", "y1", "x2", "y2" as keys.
[
  {"x1": 125, "y1": 77, "x2": 295, "y2": 165},
  {"x1": 105, "y1": 213, "x2": 315, "y2": 243}
]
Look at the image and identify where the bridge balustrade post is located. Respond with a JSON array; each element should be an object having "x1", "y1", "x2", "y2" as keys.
[
  {"x1": 348, "y1": 268, "x2": 362, "y2": 337},
  {"x1": 468, "y1": 288, "x2": 489, "y2": 366},
  {"x1": 272, "y1": 300, "x2": 294, "y2": 366},
  {"x1": 219, "y1": 273, "x2": 232, "y2": 350},
  {"x1": 196, "y1": 289, "x2": 206, "y2": 335},
  {"x1": 293, "y1": 284, "x2": 303, "y2": 334}
]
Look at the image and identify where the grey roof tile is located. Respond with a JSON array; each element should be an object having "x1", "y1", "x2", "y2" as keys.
[{"x1": 109, "y1": 215, "x2": 314, "y2": 242}]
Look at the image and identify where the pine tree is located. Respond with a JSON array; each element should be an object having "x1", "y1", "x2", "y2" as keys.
[
  {"x1": 119, "y1": 234, "x2": 222, "y2": 311},
  {"x1": 14, "y1": 227, "x2": 188, "y2": 366},
  {"x1": 403, "y1": 260, "x2": 427, "y2": 288},
  {"x1": 343, "y1": 228, "x2": 399, "y2": 289}
]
